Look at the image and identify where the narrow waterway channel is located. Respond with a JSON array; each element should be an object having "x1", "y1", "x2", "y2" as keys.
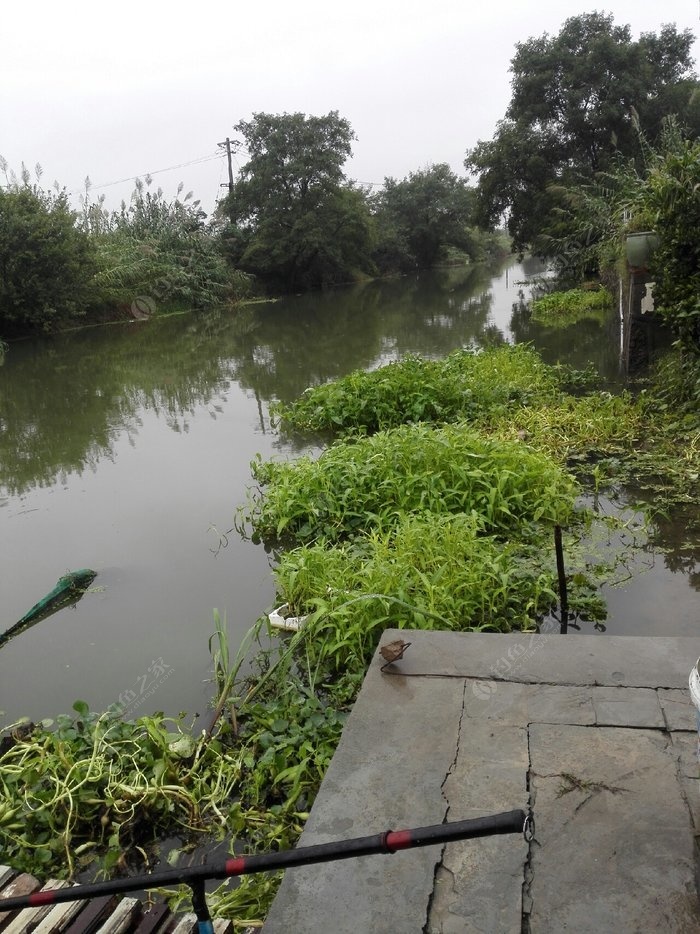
[{"x1": 1, "y1": 259, "x2": 697, "y2": 725}]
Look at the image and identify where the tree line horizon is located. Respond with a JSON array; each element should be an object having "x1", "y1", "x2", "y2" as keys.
[{"x1": 1, "y1": 11, "x2": 699, "y2": 358}]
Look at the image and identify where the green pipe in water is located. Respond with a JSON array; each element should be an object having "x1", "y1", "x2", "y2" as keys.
[{"x1": 1, "y1": 569, "x2": 97, "y2": 648}]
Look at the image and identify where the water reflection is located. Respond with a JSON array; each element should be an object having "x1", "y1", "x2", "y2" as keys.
[{"x1": 0, "y1": 263, "x2": 509, "y2": 496}]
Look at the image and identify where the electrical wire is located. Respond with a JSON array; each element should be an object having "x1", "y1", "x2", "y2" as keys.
[{"x1": 90, "y1": 153, "x2": 224, "y2": 191}]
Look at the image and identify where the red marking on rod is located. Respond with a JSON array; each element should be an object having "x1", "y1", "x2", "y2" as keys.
[
  {"x1": 385, "y1": 830, "x2": 413, "y2": 851},
  {"x1": 224, "y1": 857, "x2": 247, "y2": 876},
  {"x1": 29, "y1": 891, "x2": 58, "y2": 906}
]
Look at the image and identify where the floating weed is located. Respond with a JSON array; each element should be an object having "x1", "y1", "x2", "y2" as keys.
[
  {"x1": 271, "y1": 344, "x2": 561, "y2": 436},
  {"x1": 530, "y1": 288, "x2": 613, "y2": 326},
  {"x1": 0, "y1": 703, "x2": 245, "y2": 878},
  {"x1": 271, "y1": 513, "x2": 608, "y2": 676},
  {"x1": 239, "y1": 422, "x2": 577, "y2": 546}
]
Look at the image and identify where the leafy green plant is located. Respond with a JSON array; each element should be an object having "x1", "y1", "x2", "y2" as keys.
[
  {"x1": 272, "y1": 344, "x2": 559, "y2": 435},
  {"x1": 91, "y1": 177, "x2": 248, "y2": 313},
  {"x1": 239, "y1": 421, "x2": 577, "y2": 546},
  {"x1": 272, "y1": 513, "x2": 563, "y2": 675},
  {"x1": 0, "y1": 167, "x2": 97, "y2": 332},
  {"x1": 0, "y1": 702, "x2": 242, "y2": 878},
  {"x1": 530, "y1": 288, "x2": 613, "y2": 326}
]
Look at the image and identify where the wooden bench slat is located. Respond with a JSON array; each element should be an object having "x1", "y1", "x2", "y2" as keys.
[
  {"x1": 3, "y1": 880, "x2": 68, "y2": 934},
  {"x1": 0, "y1": 874, "x2": 41, "y2": 932},
  {"x1": 94, "y1": 898, "x2": 142, "y2": 934},
  {"x1": 0, "y1": 870, "x2": 16, "y2": 892},
  {"x1": 165, "y1": 913, "x2": 196, "y2": 934},
  {"x1": 33, "y1": 889, "x2": 86, "y2": 934},
  {"x1": 63, "y1": 897, "x2": 117, "y2": 934},
  {"x1": 129, "y1": 903, "x2": 170, "y2": 934},
  {"x1": 212, "y1": 920, "x2": 234, "y2": 934}
]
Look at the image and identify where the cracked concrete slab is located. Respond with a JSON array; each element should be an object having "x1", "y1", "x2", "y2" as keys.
[
  {"x1": 426, "y1": 721, "x2": 529, "y2": 933},
  {"x1": 591, "y1": 685, "x2": 665, "y2": 727},
  {"x1": 385, "y1": 630, "x2": 698, "y2": 688},
  {"x1": 262, "y1": 669, "x2": 466, "y2": 934},
  {"x1": 526, "y1": 723, "x2": 700, "y2": 931},
  {"x1": 660, "y1": 689, "x2": 697, "y2": 732},
  {"x1": 465, "y1": 680, "x2": 596, "y2": 726},
  {"x1": 263, "y1": 632, "x2": 700, "y2": 932}
]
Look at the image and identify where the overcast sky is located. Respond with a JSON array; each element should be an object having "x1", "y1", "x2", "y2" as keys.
[{"x1": 2, "y1": 1, "x2": 698, "y2": 215}]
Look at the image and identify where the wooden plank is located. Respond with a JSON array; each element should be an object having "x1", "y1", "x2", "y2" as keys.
[
  {"x1": 63, "y1": 896, "x2": 116, "y2": 934},
  {"x1": 130, "y1": 903, "x2": 169, "y2": 934},
  {"x1": 33, "y1": 889, "x2": 86, "y2": 934},
  {"x1": 0, "y1": 869, "x2": 16, "y2": 891},
  {"x1": 165, "y1": 914, "x2": 196, "y2": 934},
  {"x1": 4, "y1": 880, "x2": 68, "y2": 934},
  {"x1": 0, "y1": 874, "x2": 41, "y2": 932},
  {"x1": 94, "y1": 898, "x2": 142, "y2": 934}
]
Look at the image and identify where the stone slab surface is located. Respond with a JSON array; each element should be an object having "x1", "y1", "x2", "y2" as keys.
[
  {"x1": 527, "y1": 723, "x2": 700, "y2": 931},
  {"x1": 386, "y1": 630, "x2": 698, "y2": 688},
  {"x1": 263, "y1": 632, "x2": 700, "y2": 932},
  {"x1": 426, "y1": 720, "x2": 529, "y2": 933},
  {"x1": 263, "y1": 673, "x2": 466, "y2": 934},
  {"x1": 660, "y1": 688, "x2": 697, "y2": 731},
  {"x1": 590, "y1": 685, "x2": 665, "y2": 727}
]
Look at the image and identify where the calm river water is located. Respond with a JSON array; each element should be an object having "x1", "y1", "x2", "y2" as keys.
[{"x1": 1, "y1": 259, "x2": 697, "y2": 725}]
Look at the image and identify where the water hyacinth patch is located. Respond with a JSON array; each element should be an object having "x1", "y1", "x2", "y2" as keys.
[{"x1": 529, "y1": 288, "x2": 613, "y2": 327}]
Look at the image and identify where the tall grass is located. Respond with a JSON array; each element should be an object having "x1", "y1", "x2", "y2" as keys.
[{"x1": 273, "y1": 513, "x2": 560, "y2": 675}]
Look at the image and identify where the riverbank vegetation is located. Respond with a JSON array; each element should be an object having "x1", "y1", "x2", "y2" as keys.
[{"x1": 0, "y1": 114, "x2": 503, "y2": 341}]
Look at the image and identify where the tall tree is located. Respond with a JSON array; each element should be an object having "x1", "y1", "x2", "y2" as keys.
[
  {"x1": 221, "y1": 112, "x2": 374, "y2": 290},
  {"x1": 372, "y1": 164, "x2": 476, "y2": 271},
  {"x1": 466, "y1": 13, "x2": 698, "y2": 251}
]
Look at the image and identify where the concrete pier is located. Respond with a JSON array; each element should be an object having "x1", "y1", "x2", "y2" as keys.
[{"x1": 263, "y1": 631, "x2": 700, "y2": 932}]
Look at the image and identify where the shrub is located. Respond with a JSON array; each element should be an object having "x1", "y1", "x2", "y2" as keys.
[{"x1": 0, "y1": 182, "x2": 96, "y2": 332}]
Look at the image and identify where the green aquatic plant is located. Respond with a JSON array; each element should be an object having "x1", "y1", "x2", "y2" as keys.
[
  {"x1": 529, "y1": 288, "x2": 613, "y2": 327},
  {"x1": 272, "y1": 513, "x2": 562, "y2": 675},
  {"x1": 239, "y1": 422, "x2": 577, "y2": 546},
  {"x1": 0, "y1": 702, "x2": 243, "y2": 878},
  {"x1": 271, "y1": 344, "x2": 560, "y2": 436}
]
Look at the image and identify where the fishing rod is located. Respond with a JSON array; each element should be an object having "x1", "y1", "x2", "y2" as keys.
[{"x1": 0, "y1": 809, "x2": 530, "y2": 932}]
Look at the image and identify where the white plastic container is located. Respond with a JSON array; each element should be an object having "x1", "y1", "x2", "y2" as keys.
[
  {"x1": 688, "y1": 657, "x2": 700, "y2": 762},
  {"x1": 268, "y1": 603, "x2": 308, "y2": 632}
]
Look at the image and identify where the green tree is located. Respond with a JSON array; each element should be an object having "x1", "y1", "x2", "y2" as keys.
[
  {"x1": 372, "y1": 164, "x2": 476, "y2": 271},
  {"x1": 221, "y1": 112, "x2": 374, "y2": 290},
  {"x1": 466, "y1": 13, "x2": 698, "y2": 251},
  {"x1": 0, "y1": 171, "x2": 96, "y2": 332}
]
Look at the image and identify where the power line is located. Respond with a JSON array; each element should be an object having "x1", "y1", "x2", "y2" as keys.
[{"x1": 89, "y1": 153, "x2": 224, "y2": 191}]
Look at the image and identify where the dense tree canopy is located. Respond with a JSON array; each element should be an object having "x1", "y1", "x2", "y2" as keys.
[
  {"x1": 0, "y1": 183, "x2": 96, "y2": 332},
  {"x1": 466, "y1": 13, "x2": 699, "y2": 250},
  {"x1": 221, "y1": 112, "x2": 374, "y2": 290},
  {"x1": 371, "y1": 164, "x2": 476, "y2": 271}
]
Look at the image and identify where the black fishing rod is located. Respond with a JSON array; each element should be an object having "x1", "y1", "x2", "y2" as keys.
[{"x1": 0, "y1": 809, "x2": 530, "y2": 932}]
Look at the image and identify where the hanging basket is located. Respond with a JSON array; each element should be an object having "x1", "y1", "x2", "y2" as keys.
[{"x1": 625, "y1": 231, "x2": 660, "y2": 269}]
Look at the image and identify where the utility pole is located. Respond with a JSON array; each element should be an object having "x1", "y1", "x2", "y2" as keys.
[{"x1": 217, "y1": 137, "x2": 235, "y2": 194}]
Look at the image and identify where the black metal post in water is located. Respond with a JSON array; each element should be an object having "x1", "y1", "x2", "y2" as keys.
[
  {"x1": 0, "y1": 810, "x2": 527, "y2": 914},
  {"x1": 554, "y1": 525, "x2": 568, "y2": 634}
]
